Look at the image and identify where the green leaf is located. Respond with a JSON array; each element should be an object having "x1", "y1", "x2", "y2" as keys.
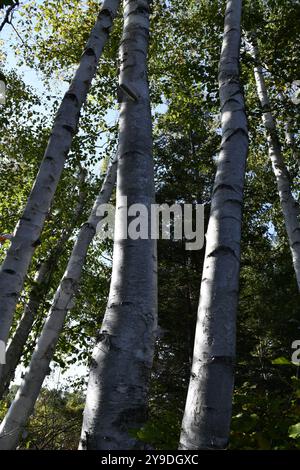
[
  {"x1": 288, "y1": 423, "x2": 300, "y2": 439},
  {"x1": 271, "y1": 357, "x2": 291, "y2": 365}
]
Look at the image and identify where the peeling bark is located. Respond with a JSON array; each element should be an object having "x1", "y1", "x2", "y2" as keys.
[
  {"x1": 80, "y1": 0, "x2": 157, "y2": 451},
  {"x1": 0, "y1": 0, "x2": 121, "y2": 349},
  {"x1": 0, "y1": 159, "x2": 117, "y2": 450},
  {"x1": 248, "y1": 36, "x2": 300, "y2": 291},
  {"x1": 179, "y1": 0, "x2": 249, "y2": 450}
]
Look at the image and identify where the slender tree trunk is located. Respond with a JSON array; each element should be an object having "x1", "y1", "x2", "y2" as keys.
[
  {"x1": 179, "y1": 0, "x2": 249, "y2": 450},
  {"x1": 0, "y1": 182, "x2": 85, "y2": 399},
  {"x1": 0, "y1": 0, "x2": 120, "y2": 349},
  {"x1": 248, "y1": 37, "x2": 300, "y2": 291},
  {"x1": 0, "y1": 159, "x2": 117, "y2": 450},
  {"x1": 0, "y1": 262, "x2": 49, "y2": 400},
  {"x1": 79, "y1": 0, "x2": 157, "y2": 450}
]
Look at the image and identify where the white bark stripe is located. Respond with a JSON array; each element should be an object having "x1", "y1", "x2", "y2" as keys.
[
  {"x1": 0, "y1": 158, "x2": 117, "y2": 450},
  {"x1": 249, "y1": 38, "x2": 300, "y2": 291},
  {"x1": 0, "y1": 179, "x2": 86, "y2": 399},
  {"x1": 0, "y1": 0, "x2": 121, "y2": 348},
  {"x1": 180, "y1": 0, "x2": 249, "y2": 450},
  {"x1": 80, "y1": 0, "x2": 157, "y2": 450}
]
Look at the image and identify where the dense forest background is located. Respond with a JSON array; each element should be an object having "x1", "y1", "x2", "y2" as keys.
[{"x1": 0, "y1": 0, "x2": 300, "y2": 450}]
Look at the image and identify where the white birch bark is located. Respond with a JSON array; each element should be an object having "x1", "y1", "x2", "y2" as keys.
[
  {"x1": 0, "y1": 0, "x2": 120, "y2": 349},
  {"x1": 0, "y1": 158, "x2": 117, "y2": 450},
  {"x1": 0, "y1": 184, "x2": 86, "y2": 399},
  {"x1": 179, "y1": 0, "x2": 249, "y2": 450},
  {"x1": 0, "y1": 262, "x2": 50, "y2": 401},
  {"x1": 79, "y1": 0, "x2": 157, "y2": 450},
  {"x1": 248, "y1": 37, "x2": 300, "y2": 291}
]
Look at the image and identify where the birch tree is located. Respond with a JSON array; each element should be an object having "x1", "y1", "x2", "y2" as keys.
[
  {"x1": 247, "y1": 37, "x2": 300, "y2": 291},
  {"x1": 0, "y1": 0, "x2": 120, "y2": 350},
  {"x1": 0, "y1": 175, "x2": 86, "y2": 399},
  {"x1": 179, "y1": 0, "x2": 249, "y2": 450},
  {"x1": 0, "y1": 158, "x2": 117, "y2": 450},
  {"x1": 79, "y1": 0, "x2": 157, "y2": 450}
]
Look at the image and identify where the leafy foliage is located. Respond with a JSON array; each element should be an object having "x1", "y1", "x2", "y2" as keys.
[{"x1": 0, "y1": 0, "x2": 299, "y2": 450}]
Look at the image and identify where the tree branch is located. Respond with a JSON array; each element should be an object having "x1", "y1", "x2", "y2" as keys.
[{"x1": 0, "y1": 1, "x2": 19, "y2": 32}]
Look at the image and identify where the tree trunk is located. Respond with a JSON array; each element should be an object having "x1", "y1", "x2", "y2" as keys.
[
  {"x1": 248, "y1": 37, "x2": 300, "y2": 291},
  {"x1": 0, "y1": 158, "x2": 117, "y2": 450},
  {"x1": 0, "y1": 0, "x2": 120, "y2": 349},
  {"x1": 79, "y1": 0, "x2": 157, "y2": 451},
  {"x1": 179, "y1": 0, "x2": 249, "y2": 450},
  {"x1": 0, "y1": 179, "x2": 86, "y2": 399},
  {"x1": 0, "y1": 262, "x2": 50, "y2": 401}
]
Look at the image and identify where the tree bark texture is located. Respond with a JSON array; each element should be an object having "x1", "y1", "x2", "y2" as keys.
[
  {"x1": 79, "y1": 0, "x2": 157, "y2": 451},
  {"x1": 0, "y1": 0, "x2": 121, "y2": 349},
  {"x1": 179, "y1": 0, "x2": 249, "y2": 450},
  {"x1": 0, "y1": 158, "x2": 117, "y2": 450}
]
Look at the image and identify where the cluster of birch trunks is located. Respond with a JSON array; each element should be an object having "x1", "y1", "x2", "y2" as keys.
[{"x1": 0, "y1": 0, "x2": 299, "y2": 450}]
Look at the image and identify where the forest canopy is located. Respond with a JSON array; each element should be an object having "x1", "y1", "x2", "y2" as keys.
[{"x1": 0, "y1": 0, "x2": 300, "y2": 451}]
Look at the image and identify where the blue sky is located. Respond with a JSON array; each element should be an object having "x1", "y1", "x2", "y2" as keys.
[
  {"x1": 0, "y1": 1, "x2": 169, "y2": 391},
  {"x1": 1, "y1": 4, "x2": 92, "y2": 389},
  {"x1": 0, "y1": 4, "x2": 119, "y2": 175}
]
